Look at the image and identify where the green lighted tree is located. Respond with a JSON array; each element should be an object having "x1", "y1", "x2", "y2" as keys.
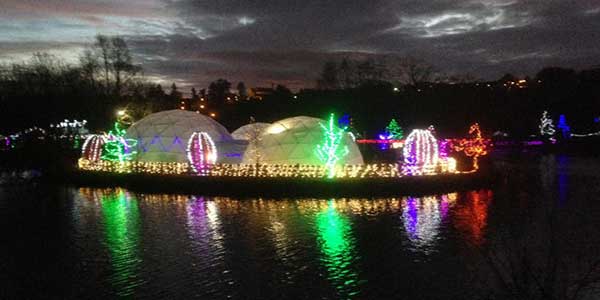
[
  {"x1": 385, "y1": 119, "x2": 404, "y2": 139},
  {"x1": 316, "y1": 113, "x2": 349, "y2": 178},
  {"x1": 101, "y1": 122, "x2": 137, "y2": 163}
]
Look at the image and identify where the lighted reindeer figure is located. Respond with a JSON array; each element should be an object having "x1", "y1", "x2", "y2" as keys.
[{"x1": 454, "y1": 123, "x2": 488, "y2": 171}]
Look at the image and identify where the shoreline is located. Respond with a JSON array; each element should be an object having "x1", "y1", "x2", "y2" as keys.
[{"x1": 61, "y1": 169, "x2": 495, "y2": 198}]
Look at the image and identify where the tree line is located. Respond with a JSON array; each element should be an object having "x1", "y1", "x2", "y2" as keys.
[
  {"x1": 1, "y1": 35, "x2": 599, "y2": 139},
  {"x1": 0, "y1": 35, "x2": 259, "y2": 132}
]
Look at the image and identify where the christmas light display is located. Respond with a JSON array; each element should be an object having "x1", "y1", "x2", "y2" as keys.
[
  {"x1": 571, "y1": 131, "x2": 600, "y2": 137},
  {"x1": 539, "y1": 110, "x2": 555, "y2": 137},
  {"x1": 81, "y1": 134, "x2": 106, "y2": 162},
  {"x1": 385, "y1": 119, "x2": 404, "y2": 140},
  {"x1": 101, "y1": 122, "x2": 138, "y2": 163},
  {"x1": 338, "y1": 114, "x2": 351, "y2": 128},
  {"x1": 427, "y1": 125, "x2": 436, "y2": 135},
  {"x1": 403, "y1": 129, "x2": 439, "y2": 167},
  {"x1": 186, "y1": 132, "x2": 217, "y2": 174},
  {"x1": 453, "y1": 123, "x2": 489, "y2": 171},
  {"x1": 557, "y1": 114, "x2": 571, "y2": 139},
  {"x1": 80, "y1": 158, "x2": 466, "y2": 178},
  {"x1": 438, "y1": 139, "x2": 450, "y2": 159},
  {"x1": 316, "y1": 113, "x2": 350, "y2": 178},
  {"x1": 356, "y1": 139, "x2": 402, "y2": 144}
]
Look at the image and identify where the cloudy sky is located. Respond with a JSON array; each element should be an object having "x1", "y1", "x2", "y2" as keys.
[{"x1": 1, "y1": 0, "x2": 599, "y2": 91}]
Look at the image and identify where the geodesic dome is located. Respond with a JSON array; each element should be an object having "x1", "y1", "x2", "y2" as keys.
[
  {"x1": 125, "y1": 110, "x2": 232, "y2": 162},
  {"x1": 231, "y1": 123, "x2": 271, "y2": 140},
  {"x1": 242, "y1": 116, "x2": 363, "y2": 165}
]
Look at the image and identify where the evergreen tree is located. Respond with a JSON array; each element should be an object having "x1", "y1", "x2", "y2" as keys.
[
  {"x1": 317, "y1": 61, "x2": 338, "y2": 90},
  {"x1": 385, "y1": 119, "x2": 404, "y2": 139},
  {"x1": 237, "y1": 82, "x2": 247, "y2": 100},
  {"x1": 169, "y1": 83, "x2": 182, "y2": 109}
]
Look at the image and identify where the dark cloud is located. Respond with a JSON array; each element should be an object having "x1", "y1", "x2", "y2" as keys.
[{"x1": 1, "y1": 0, "x2": 600, "y2": 90}]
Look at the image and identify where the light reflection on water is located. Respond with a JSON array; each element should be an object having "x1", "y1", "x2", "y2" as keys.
[
  {"x1": 316, "y1": 200, "x2": 360, "y2": 299},
  {"x1": 9, "y1": 153, "x2": 600, "y2": 298},
  {"x1": 80, "y1": 188, "x2": 144, "y2": 296},
  {"x1": 453, "y1": 190, "x2": 492, "y2": 246},
  {"x1": 72, "y1": 188, "x2": 493, "y2": 298}
]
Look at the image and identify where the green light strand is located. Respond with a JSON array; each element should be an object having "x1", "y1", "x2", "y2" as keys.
[
  {"x1": 101, "y1": 122, "x2": 138, "y2": 163},
  {"x1": 385, "y1": 119, "x2": 404, "y2": 139},
  {"x1": 316, "y1": 113, "x2": 349, "y2": 178}
]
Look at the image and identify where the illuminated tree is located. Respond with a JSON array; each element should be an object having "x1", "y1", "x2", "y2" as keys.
[
  {"x1": 101, "y1": 122, "x2": 137, "y2": 163},
  {"x1": 539, "y1": 110, "x2": 555, "y2": 137},
  {"x1": 385, "y1": 119, "x2": 404, "y2": 139},
  {"x1": 454, "y1": 123, "x2": 488, "y2": 171},
  {"x1": 316, "y1": 113, "x2": 349, "y2": 178}
]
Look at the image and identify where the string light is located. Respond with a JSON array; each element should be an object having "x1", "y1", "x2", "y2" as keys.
[
  {"x1": 403, "y1": 129, "x2": 438, "y2": 166},
  {"x1": 316, "y1": 113, "x2": 350, "y2": 178},
  {"x1": 402, "y1": 129, "x2": 444, "y2": 175},
  {"x1": 81, "y1": 134, "x2": 106, "y2": 162},
  {"x1": 385, "y1": 119, "x2": 404, "y2": 140},
  {"x1": 101, "y1": 122, "x2": 138, "y2": 163},
  {"x1": 539, "y1": 110, "x2": 555, "y2": 137},
  {"x1": 356, "y1": 139, "x2": 402, "y2": 144},
  {"x1": 186, "y1": 132, "x2": 217, "y2": 174},
  {"x1": 453, "y1": 123, "x2": 489, "y2": 171},
  {"x1": 78, "y1": 159, "x2": 460, "y2": 178}
]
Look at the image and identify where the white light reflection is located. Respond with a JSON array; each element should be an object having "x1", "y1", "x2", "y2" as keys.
[{"x1": 401, "y1": 195, "x2": 455, "y2": 253}]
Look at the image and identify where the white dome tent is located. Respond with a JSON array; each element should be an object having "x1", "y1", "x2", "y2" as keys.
[
  {"x1": 126, "y1": 110, "x2": 232, "y2": 163},
  {"x1": 242, "y1": 116, "x2": 363, "y2": 165},
  {"x1": 231, "y1": 122, "x2": 271, "y2": 140}
]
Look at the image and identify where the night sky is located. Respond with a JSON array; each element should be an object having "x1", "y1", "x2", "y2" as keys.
[{"x1": 1, "y1": 0, "x2": 600, "y2": 90}]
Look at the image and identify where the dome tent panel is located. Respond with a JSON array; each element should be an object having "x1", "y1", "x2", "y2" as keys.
[
  {"x1": 126, "y1": 110, "x2": 232, "y2": 163},
  {"x1": 242, "y1": 116, "x2": 363, "y2": 165},
  {"x1": 231, "y1": 123, "x2": 271, "y2": 140}
]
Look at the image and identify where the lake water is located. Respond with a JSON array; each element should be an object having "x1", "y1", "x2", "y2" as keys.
[{"x1": 2, "y1": 152, "x2": 600, "y2": 299}]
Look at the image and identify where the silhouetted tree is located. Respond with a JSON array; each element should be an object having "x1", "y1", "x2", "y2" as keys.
[
  {"x1": 95, "y1": 35, "x2": 112, "y2": 93},
  {"x1": 207, "y1": 79, "x2": 231, "y2": 106},
  {"x1": 317, "y1": 60, "x2": 339, "y2": 90},
  {"x1": 191, "y1": 87, "x2": 199, "y2": 100},
  {"x1": 89, "y1": 35, "x2": 140, "y2": 96},
  {"x1": 237, "y1": 82, "x2": 247, "y2": 100},
  {"x1": 338, "y1": 58, "x2": 355, "y2": 89},
  {"x1": 79, "y1": 49, "x2": 98, "y2": 86},
  {"x1": 169, "y1": 83, "x2": 182, "y2": 108},
  {"x1": 273, "y1": 84, "x2": 292, "y2": 99},
  {"x1": 403, "y1": 57, "x2": 434, "y2": 87},
  {"x1": 110, "y1": 37, "x2": 140, "y2": 96}
]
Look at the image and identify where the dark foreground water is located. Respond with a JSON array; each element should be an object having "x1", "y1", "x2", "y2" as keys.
[{"x1": 2, "y1": 152, "x2": 600, "y2": 299}]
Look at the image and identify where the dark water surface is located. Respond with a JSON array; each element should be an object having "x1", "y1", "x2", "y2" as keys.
[{"x1": 2, "y1": 153, "x2": 600, "y2": 299}]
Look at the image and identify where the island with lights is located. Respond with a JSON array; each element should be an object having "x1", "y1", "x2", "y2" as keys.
[{"x1": 74, "y1": 110, "x2": 492, "y2": 196}]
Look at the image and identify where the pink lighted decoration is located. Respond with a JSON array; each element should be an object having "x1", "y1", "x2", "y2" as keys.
[{"x1": 187, "y1": 132, "x2": 217, "y2": 174}]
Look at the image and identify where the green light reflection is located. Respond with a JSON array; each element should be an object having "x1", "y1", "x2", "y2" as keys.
[
  {"x1": 316, "y1": 200, "x2": 360, "y2": 299},
  {"x1": 100, "y1": 189, "x2": 142, "y2": 297}
]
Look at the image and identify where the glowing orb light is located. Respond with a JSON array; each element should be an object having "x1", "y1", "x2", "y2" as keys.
[
  {"x1": 187, "y1": 132, "x2": 217, "y2": 174},
  {"x1": 403, "y1": 129, "x2": 439, "y2": 167},
  {"x1": 81, "y1": 134, "x2": 106, "y2": 162}
]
